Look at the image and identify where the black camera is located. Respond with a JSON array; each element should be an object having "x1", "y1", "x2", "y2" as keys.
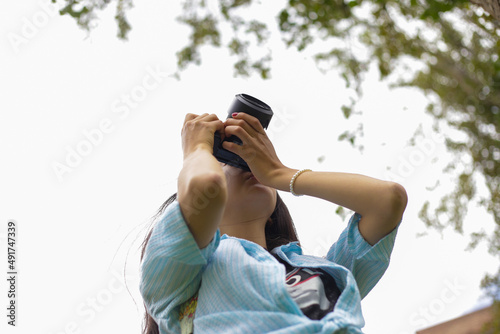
[{"x1": 213, "y1": 94, "x2": 273, "y2": 171}]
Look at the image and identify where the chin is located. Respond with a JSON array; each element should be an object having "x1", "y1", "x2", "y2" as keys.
[
  {"x1": 233, "y1": 187, "x2": 277, "y2": 218},
  {"x1": 254, "y1": 189, "x2": 277, "y2": 213}
]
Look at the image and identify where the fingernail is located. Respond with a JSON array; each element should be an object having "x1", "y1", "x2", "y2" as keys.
[{"x1": 232, "y1": 112, "x2": 238, "y2": 117}]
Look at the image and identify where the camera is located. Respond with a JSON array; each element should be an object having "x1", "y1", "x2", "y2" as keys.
[{"x1": 213, "y1": 94, "x2": 274, "y2": 172}]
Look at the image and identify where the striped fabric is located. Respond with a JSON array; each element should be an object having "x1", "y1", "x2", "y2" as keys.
[{"x1": 140, "y1": 200, "x2": 400, "y2": 334}]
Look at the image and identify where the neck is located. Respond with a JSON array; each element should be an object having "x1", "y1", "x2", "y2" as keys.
[{"x1": 219, "y1": 217, "x2": 268, "y2": 250}]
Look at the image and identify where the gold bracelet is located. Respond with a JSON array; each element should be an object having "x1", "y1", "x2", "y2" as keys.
[{"x1": 289, "y1": 169, "x2": 312, "y2": 196}]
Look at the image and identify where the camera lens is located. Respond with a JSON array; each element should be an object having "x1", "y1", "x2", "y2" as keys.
[
  {"x1": 212, "y1": 93, "x2": 274, "y2": 172},
  {"x1": 228, "y1": 94, "x2": 273, "y2": 129},
  {"x1": 240, "y1": 94, "x2": 271, "y2": 111}
]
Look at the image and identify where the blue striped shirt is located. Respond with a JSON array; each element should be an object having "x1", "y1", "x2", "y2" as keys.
[{"x1": 140, "y1": 200, "x2": 400, "y2": 333}]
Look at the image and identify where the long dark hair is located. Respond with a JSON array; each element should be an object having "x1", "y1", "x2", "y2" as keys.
[{"x1": 140, "y1": 192, "x2": 299, "y2": 334}]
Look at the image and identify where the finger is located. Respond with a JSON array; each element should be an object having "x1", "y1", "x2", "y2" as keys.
[
  {"x1": 224, "y1": 117, "x2": 257, "y2": 137},
  {"x1": 219, "y1": 126, "x2": 225, "y2": 141},
  {"x1": 184, "y1": 113, "x2": 198, "y2": 123},
  {"x1": 198, "y1": 113, "x2": 219, "y2": 121},
  {"x1": 232, "y1": 112, "x2": 265, "y2": 134},
  {"x1": 222, "y1": 140, "x2": 242, "y2": 156},
  {"x1": 196, "y1": 113, "x2": 210, "y2": 120},
  {"x1": 222, "y1": 140, "x2": 257, "y2": 166},
  {"x1": 212, "y1": 119, "x2": 225, "y2": 133},
  {"x1": 204, "y1": 118, "x2": 225, "y2": 140},
  {"x1": 224, "y1": 124, "x2": 252, "y2": 143},
  {"x1": 218, "y1": 120, "x2": 226, "y2": 140}
]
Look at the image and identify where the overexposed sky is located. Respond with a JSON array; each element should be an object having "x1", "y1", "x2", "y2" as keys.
[{"x1": 1, "y1": 1, "x2": 498, "y2": 333}]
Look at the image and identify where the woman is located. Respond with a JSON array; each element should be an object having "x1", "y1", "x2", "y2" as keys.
[{"x1": 140, "y1": 112, "x2": 408, "y2": 333}]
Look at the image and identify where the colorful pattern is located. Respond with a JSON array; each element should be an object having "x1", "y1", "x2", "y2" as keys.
[{"x1": 179, "y1": 293, "x2": 198, "y2": 334}]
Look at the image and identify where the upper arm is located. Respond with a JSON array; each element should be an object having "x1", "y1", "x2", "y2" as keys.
[
  {"x1": 357, "y1": 182, "x2": 407, "y2": 245},
  {"x1": 140, "y1": 201, "x2": 220, "y2": 329},
  {"x1": 327, "y1": 210, "x2": 400, "y2": 298}
]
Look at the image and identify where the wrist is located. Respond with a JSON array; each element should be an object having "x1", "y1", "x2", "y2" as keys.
[
  {"x1": 269, "y1": 167, "x2": 298, "y2": 192},
  {"x1": 183, "y1": 143, "x2": 214, "y2": 160},
  {"x1": 289, "y1": 169, "x2": 312, "y2": 196}
]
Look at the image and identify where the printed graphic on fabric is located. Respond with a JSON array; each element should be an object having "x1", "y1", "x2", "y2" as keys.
[
  {"x1": 275, "y1": 255, "x2": 342, "y2": 320},
  {"x1": 285, "y1": 267, "x2": 331, "y2": 311}
]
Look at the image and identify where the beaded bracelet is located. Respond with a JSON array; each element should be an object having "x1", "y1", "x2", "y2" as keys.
[{"x1": 290, "y1": 169, "x2": 312, "y2": 196}]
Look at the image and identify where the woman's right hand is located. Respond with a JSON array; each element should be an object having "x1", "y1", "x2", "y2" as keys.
[{"x1": 181, "y1": 113, "x2": 225, "y2": 159}]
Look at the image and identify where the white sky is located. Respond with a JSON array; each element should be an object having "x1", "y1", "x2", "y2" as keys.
[{"x1": 1, "y1": 1, "x2": 498, "y2": 333}]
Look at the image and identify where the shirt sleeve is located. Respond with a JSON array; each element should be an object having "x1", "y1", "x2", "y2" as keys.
[
  {"x1": 326, "y1": 212, "x2": 400, "y2": 299},
  {"x1": 139, "y1": 200, "x2": 220, "y2": 330}
]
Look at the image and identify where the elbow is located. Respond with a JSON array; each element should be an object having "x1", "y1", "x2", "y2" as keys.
[
  {"x1": 180, "y1": 172, "x2": 227, "y2": 248},
  {"x1": 181, "y1": 172, "x2": 227, "y2": 209},
  {"x1": 188, "y1": 172, "x2": 228, "y2": 204},
  {"x1": 386, "y1": 182, "x2": 408, "y2": 224}
]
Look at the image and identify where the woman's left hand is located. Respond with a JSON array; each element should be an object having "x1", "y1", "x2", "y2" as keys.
[{"x1": 222, "y1": 112, "x2": 290, "y2": 188}]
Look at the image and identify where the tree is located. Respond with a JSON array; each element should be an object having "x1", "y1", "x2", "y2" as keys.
[
  {"x1": 472, "y1": 0, "x2": 500, "y2": 21},
  {"x1": 53, "y1": 0, "x2": 500, "y2": 331}
]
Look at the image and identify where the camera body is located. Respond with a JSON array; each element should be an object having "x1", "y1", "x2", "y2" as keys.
[{"x1": 213, "y1": 94, "x2": 273, "y2": 172}]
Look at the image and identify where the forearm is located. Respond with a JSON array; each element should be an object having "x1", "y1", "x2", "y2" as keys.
[
  {"x1": 177, "y1": 146, "x2": 227, "y2": 248},
  {"x1": 179, "y1": 145, "x2": 226, "y2": 189},
  {"x1": 272, "y1": 168, "x2": 405, "y2": 218},
  {"x1": 216, "y1": 110, "x2": 407, "y2": 245}
]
